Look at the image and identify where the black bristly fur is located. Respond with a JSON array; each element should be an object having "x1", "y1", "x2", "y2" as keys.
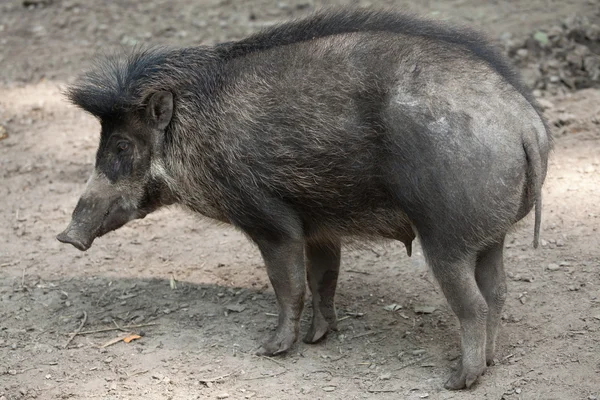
[{"x1": 68, "y1": 8, "x2": 545, "y2": 123}]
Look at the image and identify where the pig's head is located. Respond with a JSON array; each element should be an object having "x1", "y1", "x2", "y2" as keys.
[{"x1": 57, "y1": 90, "x2": 175, "y2": 251}]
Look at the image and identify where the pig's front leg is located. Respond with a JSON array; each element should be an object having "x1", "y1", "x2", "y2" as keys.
[{"x1": 254, "y1": 238, "x2": 306, "y2": 356}]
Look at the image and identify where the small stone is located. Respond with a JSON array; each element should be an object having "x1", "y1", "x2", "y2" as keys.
[
  {"x1": 588, "y1": 396, "x2": 597, "y2": 400},
  {"x1": 383, "y1": 303, "x2": 402, "y2": 312},
  {"x1": 537, "y1": 98, "x2": 554, "y2": 111},
  {"x1": 556, "y1": 239, "x2": 565, "y2": 247},
  {"x1": 540, "y1": 239, "x2": 548, "y2": 247},
  {"x1": 559, "y1": 261, "x2": 572, "y2": 266},
  {"x1": 104, "y1": 357, "x2": 113, "y2": 363},
  {"x1": 515, "y1": 388, "x2": 522, "y2": 394},
  {"x1": 322, "y1": 386, "x2": 336, "y2": 392},
  {"x1": 412, "y1": 349, "x2": 426, "y2": 356},
  {"x1": 516, "y1": 48, "x2": 528, "y2": 58},
  {"x1": 547, "y1": 263, "x2": 560, "y2": 271},
  {"x1": 379, "y1": 373, "x2": 391, "y2": 380},
  {"x1": 557, "y1": 113, "x2": 576, "y2": 126},
  {"x1": 413, "y1": 305, "x2": 436, "y2": 314},
  {"x1": 216, "y1": 393, "x2": 230, "y2": 399},
  {"x1": 226, "y1": 304, "x2": 247, "y2": 313}
]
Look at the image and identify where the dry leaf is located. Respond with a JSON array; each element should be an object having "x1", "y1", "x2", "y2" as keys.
[
  {"x1": 123, "y1": 334, "x2": 141, "y2": 343},
  {"x1": 101, "y1": 335, "x2": 129, "y2": 348}
]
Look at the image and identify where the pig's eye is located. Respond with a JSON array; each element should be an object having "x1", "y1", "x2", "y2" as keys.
[{"x1": 116, "y1": 141, "x2": 130, "y2": 152}]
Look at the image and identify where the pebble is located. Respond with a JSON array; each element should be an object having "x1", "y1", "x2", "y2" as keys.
[
  {"x1": 322, "y1": 386, "x2": 336, "y2": 392},
  {"x1": 537, "y1": 98, "x2": 554, "y2": 110},
  {"x1": 557, "y1": 113, "x2": 576, "y2": 126},
  {"x1": 516, "y1": 48, "x2": 529, "y2": 58},
  {"x1": 547, "y1": 263, "x2": 560, "y2": 271},
  {"x1": 412, "y1": 349, "x2": 426, "y2": 356},
  {"x1": 217, "y1": 393, "x2": 230, "y2": 399}
]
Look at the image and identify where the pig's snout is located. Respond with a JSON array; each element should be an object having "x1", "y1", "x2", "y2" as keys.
[{"x1": 57, "y1": 225, "x2": 94, "y2": 251}]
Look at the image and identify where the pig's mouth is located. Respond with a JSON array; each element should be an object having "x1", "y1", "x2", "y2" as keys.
[{"x1": 57, "y1": 198, "x2": 146, "y2": 251}]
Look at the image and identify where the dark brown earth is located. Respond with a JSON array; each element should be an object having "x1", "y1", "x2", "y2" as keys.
[{"x1": 1, "y1": 1, "x2": 599, "y2": 399}]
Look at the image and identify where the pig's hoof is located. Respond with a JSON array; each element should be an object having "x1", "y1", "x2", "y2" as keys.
[
  {"x1": 303, "y1": 317, "x2": 330, "y2": 344},
  {"x1": 256, "y1": 331, "x2": 296, "y2": 356},
  {"x1": 444, "y1": 364, "x2": 486, "y2": 390}
]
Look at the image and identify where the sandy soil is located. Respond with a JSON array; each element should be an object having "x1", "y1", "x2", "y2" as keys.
[{"x1": 1, "y1": 1, "x2": 599, "y2": 399}]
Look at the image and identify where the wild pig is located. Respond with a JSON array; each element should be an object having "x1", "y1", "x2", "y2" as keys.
[{"x1": 57, "y1": 9, "x2": 551, "y2": 389}]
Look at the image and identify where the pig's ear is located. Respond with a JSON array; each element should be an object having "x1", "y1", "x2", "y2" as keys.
[{"x1": 147, "y1": 91, "x2": 173, "y2": 130}]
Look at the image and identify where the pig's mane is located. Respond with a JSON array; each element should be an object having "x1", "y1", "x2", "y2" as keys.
[
  {"x1": 217, "y1": 8, "x2": 537, "y2": 110},
  {"x1": 67, "y1": 8, "x2": 545, "y2": 130}
]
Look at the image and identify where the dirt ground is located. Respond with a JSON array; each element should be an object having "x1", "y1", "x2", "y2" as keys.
[{"x1": 1, "y1": 0, "x2": 599, "y2": 399}]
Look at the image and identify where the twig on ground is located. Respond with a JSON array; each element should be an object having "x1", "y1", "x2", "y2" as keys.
[
  {"x1": 64, "y1": 311, "x2": 87, "y2": 349},
  {"x1": 112, "y1": 319, "x2": 128, "y2": 332},
  {"x1": 67, "y1": 323, "x2": 158, "y2": 336},
  {"x1": 126, "y1": 369, "x2": 148, "y2": 377},
  {"x1": 330, "y1": 354, "x2": 347, "y2": 362},
  {"x1": 346, "y1": 270, "x2": 371, "y2": 275},
  {"x1": 393, "y1": 356, "x2": 433, "y2": 371},
  {"x1": 199, "y1": 373, "x2": 232, "y2": 384},
  {"x1": 242, "y1": 370, "x2": 287, "y2": 380},
  {"x1": 260, "y1": 355, "x2": 286, "y2": 367},
  {"x1": 349, "y1": 331, "x2": 379, "y2": 340},
  {"x1": 367, "y1": 388, "x2": 398, "y2": 393}
]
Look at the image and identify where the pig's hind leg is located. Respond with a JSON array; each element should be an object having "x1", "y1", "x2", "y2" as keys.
[
  {"x1": 474, "y1": 237, "x2": 507, "y2": 366},
  {"x1": 421, "y1": 242, "x2": 488, "y2": 390},
  {"x1": 304, "y1": 238, "x2": 341, "y2": 344}
]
